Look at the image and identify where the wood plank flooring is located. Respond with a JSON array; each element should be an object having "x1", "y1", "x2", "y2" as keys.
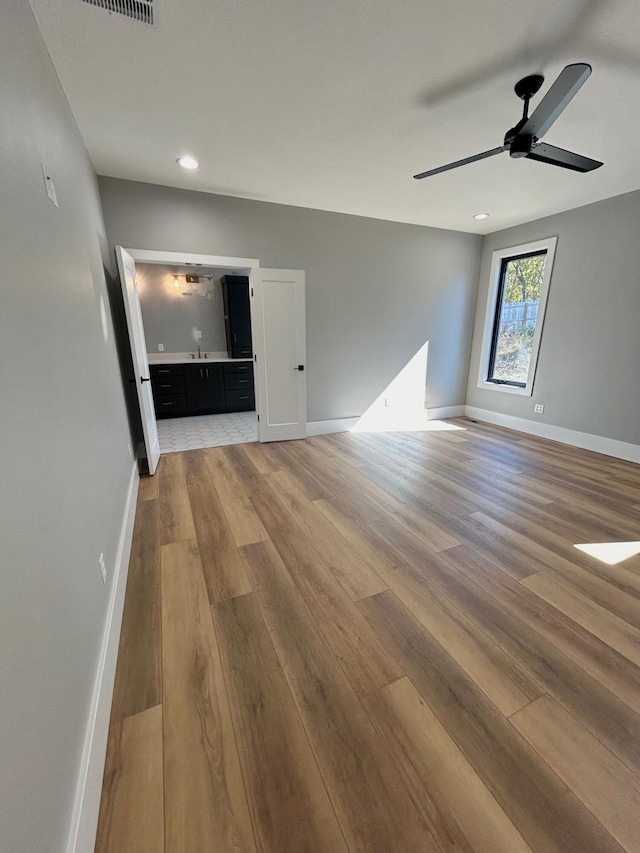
[{"x1": 96, "y1": 418, "x2": 640, "y2": 852}]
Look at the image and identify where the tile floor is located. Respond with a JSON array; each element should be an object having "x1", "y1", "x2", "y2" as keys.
[{"x1": 157, "y1": 411, "x2": 258, "y2": 454}]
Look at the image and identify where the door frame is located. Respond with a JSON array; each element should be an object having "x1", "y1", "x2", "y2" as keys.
[
  {"x1": 125, "y1": 249, "x2": 260, "y2": 270},
  {"x1": 121, "y1": 248, "x2": 280, "y2": 452}
]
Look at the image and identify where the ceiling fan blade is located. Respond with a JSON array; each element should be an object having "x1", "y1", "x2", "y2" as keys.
[
  {"x1": 526, "y1": 142, "x2": 603, "y2": 172},
  {"x1": 522, "y1": 63, "x2": 592, "y2": 140},
  {"x1": 413, "y1": 145, "x2": 507, "y2": 179}
]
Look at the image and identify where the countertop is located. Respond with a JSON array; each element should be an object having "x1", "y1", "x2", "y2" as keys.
[{"x1": 147, "y1": 351, "x2": 252, "y2": 365}]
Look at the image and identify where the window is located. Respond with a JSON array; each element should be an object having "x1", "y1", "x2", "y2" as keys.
[{"x1": 478, "y1": 237, "x2": 557, "y2": 396}]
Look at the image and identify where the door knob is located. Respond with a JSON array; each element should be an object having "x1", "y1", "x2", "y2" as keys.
[
  {"x1": 140, "y1": 376, "x2": 151, "y2": 383},
  {"x1": 294, "y1": 365, "x2": 305, "y2": 371}
]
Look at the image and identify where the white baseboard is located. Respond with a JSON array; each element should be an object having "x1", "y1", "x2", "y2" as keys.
[
  {"x1": 306, "y1": 409, "x2": 467, "y2": 434},
  {"x1": 465, "y1": 406, "x2": 640, "y2": 464},
  {"x1": 306, "y1": 417, "x2": 360, "y2": 436},
  {"x1": 427, "y1": 405, "x2": 466, "y2": 420},
  {"x1": 66, "y1": 462, "x2": 139, "y2": 853}
]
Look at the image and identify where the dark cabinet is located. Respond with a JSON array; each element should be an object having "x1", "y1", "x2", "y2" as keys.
[
  {"x1": 225, "y1": 389, "x2": 255, "y2": 411},
  {"x1": 150, "y1": 364, "x2": 188, "y2": 417},
  {"x1": 149, "y1": 364, "x2": 183, "y2": 378},
  {"x1": 222, "y1": 275, "x2": 252, "y2": 358},
  {"x1": 223, "y1": 361, "x2": 255, "y2": 411},
  {"x1": 184, "y1": 363, "x2": 225, "y2": 414},
  {"x1": 150, "y1": 361, "x2": 254, "y2": 417},
  {"x1": 154, "y1": 394, "x2": 188, "y2": 417}
]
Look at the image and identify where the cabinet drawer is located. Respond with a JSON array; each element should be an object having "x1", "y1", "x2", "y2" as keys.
[
  {"x1": 150, "y1": 364, "x2": 184, "y2": 378},
  {"x1": 225, "y1": 389, "x2": 255, "y2": 411},
  {"x1": 152, "y1": 375, "x2": 185, "y2": 394},
  {"x1": 154, "y1": 394, "x2": 187, "y2": 417},
  {"x1": 224, "y1": 374, "x2": 254, "y2": 391},
  {"x1": 231, "y1": 346, "x2": 252, "y2": 359},
  {"x1": 222, "y1": 361, "x2": 253, "y2": 375}
]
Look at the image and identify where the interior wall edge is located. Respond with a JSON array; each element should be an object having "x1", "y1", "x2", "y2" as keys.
[
  {"x1": 1, "y1": 3, "x2": 141, "y2": 850},
  {"x1": 66, "y1": 462, "x2": 139, "y2": 853}
]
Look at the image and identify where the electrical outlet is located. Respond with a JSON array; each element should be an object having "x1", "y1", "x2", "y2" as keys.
[
  {"x1": 99, "y1": 553, "x2": 107, "y2": 584},
  {"x1": 158, "y1": 343, "x2": 164, "y2": 352},
  {"x1": 194, "y1": 329, "x2": 202, "y2": 339},
  {"x1": 534, "y1": 403, "x2": 545, "y2": 414}
]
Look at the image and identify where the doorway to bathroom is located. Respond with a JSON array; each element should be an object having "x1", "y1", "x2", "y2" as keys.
[{"x1": 117, "y1": 247, "x2": 306, "y2": 472}]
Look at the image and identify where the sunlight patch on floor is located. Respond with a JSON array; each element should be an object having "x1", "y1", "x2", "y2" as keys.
[{"x1": 574, "y1": 541, "x2": 640, "y2": 565}]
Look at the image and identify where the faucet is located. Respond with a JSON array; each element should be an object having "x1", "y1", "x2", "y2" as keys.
[{"x1": 197, "y1": 345, "x2": 201, "y2": 359}]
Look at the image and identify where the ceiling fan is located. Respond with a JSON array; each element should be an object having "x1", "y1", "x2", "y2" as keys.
[{"x1": 414, "y1": 63, "x2": 603, "y2": 180}]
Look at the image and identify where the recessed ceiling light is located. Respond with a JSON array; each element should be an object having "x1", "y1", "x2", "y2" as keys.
[
  {"x1": 177, "y1": 155, "x2": 198, "y2": 170},
  {"x1": 473, "y1": 213, "x2": 490, "y2": 220}
]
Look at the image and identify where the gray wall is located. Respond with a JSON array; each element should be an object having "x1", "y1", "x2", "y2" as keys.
[
  {"x1": 0, "y1": 3, "x2": 134, "y2": 851},
  {"x1": 136, "y1": 263, "x2": 228, "y2": 354},
  {"x1": 466, "y1": 191, "x2": 640, "y2": 445},
  {"x1": 99, "y1": 177, "x2": 482, "y2": 422}
]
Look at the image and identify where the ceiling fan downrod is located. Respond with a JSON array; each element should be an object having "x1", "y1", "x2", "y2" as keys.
[{"x1": 505, "y1": 73, "x2": 545, "y2": 157}]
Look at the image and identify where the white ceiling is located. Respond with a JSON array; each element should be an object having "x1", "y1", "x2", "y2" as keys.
[{"x1": 30, "y1": 0, "x2": 640, "y2": 233}]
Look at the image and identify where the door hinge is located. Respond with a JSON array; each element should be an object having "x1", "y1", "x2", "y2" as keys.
[
  {"x1": 251, "y1": 287, "x2": 254, "y2": 297},
  {"x1": 257, "y1": 414, "x2": 260, "y2": 422},
  {"x1": 254, "y1": 354, "x2": 257, "y2": 362}
]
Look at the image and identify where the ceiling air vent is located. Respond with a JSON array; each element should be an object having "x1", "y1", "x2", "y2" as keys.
[{"x1": 79, "y1": 0, "x2": 155, "y2": 25}]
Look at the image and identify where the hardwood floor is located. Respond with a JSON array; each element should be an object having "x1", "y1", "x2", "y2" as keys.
[{"x1": 96, "y1": 418, "x2": 640, "y2": 852}]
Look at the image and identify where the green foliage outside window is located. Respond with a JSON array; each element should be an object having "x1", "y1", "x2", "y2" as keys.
[
  {"x1": 492, "y1": 253, "x2": 546, "y2": 383},
  {"x1": 503, "y1": 254, "x2": 546, "y2": 304}
]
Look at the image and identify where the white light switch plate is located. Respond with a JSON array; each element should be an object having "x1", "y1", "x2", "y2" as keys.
[
  {"x1": 158, "y1": 343, "x2": 164, "y2": 351},
  {"x1": 42, "y1": 163, "x2": 58, "y2": 208}
]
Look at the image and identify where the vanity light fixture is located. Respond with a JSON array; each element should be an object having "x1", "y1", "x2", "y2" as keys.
[
  {"x1": 177, "y1": 155, "x2": 198, "y2": 170},
  {"x1": 170, "y1": 273, "x2": 215, "y2": 298},
  {"x1": 473, "y1": 212, "x2": 490, "y2": 220}
]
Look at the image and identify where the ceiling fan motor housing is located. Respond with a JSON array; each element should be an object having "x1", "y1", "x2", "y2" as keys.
[{"x1": 510, "y1": 134, "x2": 534, "y2": 158}]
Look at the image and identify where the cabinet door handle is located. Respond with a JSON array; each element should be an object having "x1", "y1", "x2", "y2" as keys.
[
  {"x1": 200, "y1": 368, "x2": 203, "y2": 379},
  {"x1": 158, "y1": 369, "x2": 170, "y2": 374},
  {"x1": 161, "y1": 384, "x2": 171, "y2": 388},
  {"x1": 239, "y1": 396, "x2": 249, "y2": 400},
  {"x1": 238, "y1": 379, "x2": 248, "y2": 384},
  {"x1": 162, "y1": 402, "x2": 174, "y2": 406},
  {"x1": 206, "y1": 368, "x2": 209, "y2": 379},
  {"x1": 233, "y1": 333, "x2": 237, "y2": 343}
]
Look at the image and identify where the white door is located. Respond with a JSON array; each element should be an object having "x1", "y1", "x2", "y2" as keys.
[
  {"x1": 116, "y1": 246, "x2": 161, "y2": 474},
  {"x1": 250, "y1": 269, "x2": 306, "y2": 442}
]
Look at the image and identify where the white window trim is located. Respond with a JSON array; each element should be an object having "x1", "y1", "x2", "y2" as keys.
[{"x1": 477, "y1": 236, "x2": 557, "y2": 397}]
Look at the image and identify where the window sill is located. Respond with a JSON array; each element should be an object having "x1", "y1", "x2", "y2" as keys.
[{"x1": 477, "y1": 380, "x2": 532, "y2": 397}]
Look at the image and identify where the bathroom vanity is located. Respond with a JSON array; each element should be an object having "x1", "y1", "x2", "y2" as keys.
[{"x1": 149, "y1": 356, "x2": 254, "y2": 418}]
